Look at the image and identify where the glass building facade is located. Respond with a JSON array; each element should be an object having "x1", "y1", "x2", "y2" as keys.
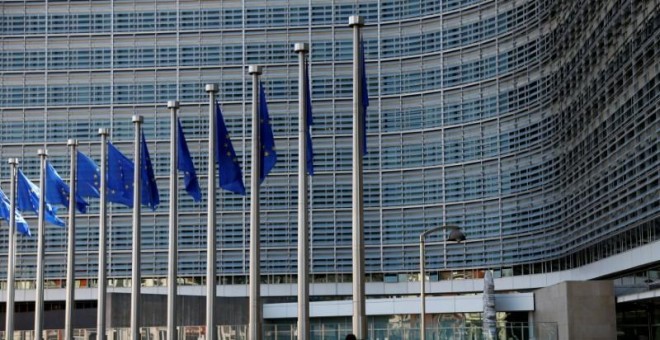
[{"x1": 0, "y1": 0, "x2": 658, "y2": 288}]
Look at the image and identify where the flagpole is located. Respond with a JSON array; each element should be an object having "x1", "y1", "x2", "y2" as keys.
[
  {"x1": 65, "y1": 139, "x2": 78, "y2": 340},
  {"x1": 5, "y1": 158, "x2": 19, "y2": 340},
  {"x1": 34, "y1": 148, "x2": 48, "y2": 340},
  {"x1": 167, "y1": 101, "x2": 180, "y2": 340},
  {"x1": 294, "y1": 43, "x2": 311, "y2": 340},
  {"x1": 349, "y1": 15, "x2": 367, "y2": 339},
  {"x1": 97, "y1": 128, "x2": 109, "y2": 340},
  {"x1": 248, "y1": 65, "x2": 263, "y2": 340},
  {"x1": 130, "y1": 115, "x2": 143, "y2": 340},
  {"x1": 205, "y1": 84, "x2": 218, "y2": 340}
]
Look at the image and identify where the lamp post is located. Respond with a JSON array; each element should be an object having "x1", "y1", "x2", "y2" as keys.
[{"x1": 419, "y1": 225, "x2": 466, "y2": 340}]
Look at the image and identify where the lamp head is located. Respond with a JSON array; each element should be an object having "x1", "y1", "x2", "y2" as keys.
[{"x1": 446, "y1": 228, "x2": 466, "y2": 243}]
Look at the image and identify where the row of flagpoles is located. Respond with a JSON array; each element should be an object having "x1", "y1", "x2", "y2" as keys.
[{"x1": 1, "y1": 17, "x2": 367, "y2": 340}]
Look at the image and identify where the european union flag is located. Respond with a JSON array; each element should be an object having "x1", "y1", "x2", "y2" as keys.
[
  {"x1": 259, "y1": 82, "x2": 277, "y2": 182},
  {"x1": 360, "y1": 40, "x2": 369, "y2": 154},
  {"x1": 77, "y1": 151, "x2": 101, "y2": 199},
  {"x1": 216, "y1": 101, "x2": 246, "y2": 195},
  {"x1": 304, "y1": 61, "x2": 314, "y2": 176},
  {"x1": 0, "y1": 187, "x2": 31, "y2": 236},
  {"x1": 45, "y1": 161, "x2": 89, "y2": 213},
  {"x1": 17, "y1": 169, "x2": 65, "y2": 227},
  {"x1": 140, "y1": 132, "x2": 159, "y2": 210},
  {"x1": 107, "y1": 142, "x2": 135, "y2": 208},
  {"x1": 177, "y1": 119, "x2": 202, "y2": 201}
]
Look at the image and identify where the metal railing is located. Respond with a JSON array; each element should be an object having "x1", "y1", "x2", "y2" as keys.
[{"x1": 0, "y1": 322, "x2": 558, "y2": 340}]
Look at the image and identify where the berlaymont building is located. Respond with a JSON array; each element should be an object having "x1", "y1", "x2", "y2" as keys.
[{"x1": 0, "y1": 0, "x2": 658, "y2": 339}]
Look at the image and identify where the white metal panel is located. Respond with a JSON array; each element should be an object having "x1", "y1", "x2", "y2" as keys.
[{"x1": 263, "y1": 293, "x2": 535, "y2": 319}]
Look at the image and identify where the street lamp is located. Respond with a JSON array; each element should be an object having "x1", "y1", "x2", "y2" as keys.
[{"x1": 419, "y1": 225, "x2": 466, "y2": 340}]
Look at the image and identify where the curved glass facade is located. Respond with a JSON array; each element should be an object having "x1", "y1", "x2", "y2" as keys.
[{"x1": 0, "y1": 0, "x2": 658, "y2": 285}]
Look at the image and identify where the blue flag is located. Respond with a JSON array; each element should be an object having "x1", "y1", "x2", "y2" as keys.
[
  {"x1": 304, "y1": 61, "x2": 314, "y2": 175},
  {"x1": 107, "y1": 142, "x2": 135, "y2": 208},
  {"x1": 177, "y1": 119, "x2": 202, "y2": 201},
  {"x1": 360, "y1": 40, "x2": 369, "y2": 154},
  {"x1": 45, "y1": 161, "x2": 89, "y2": 213},
  {"x1": 259, "y1": 82, "x2": 277, "y2": 182},
  {"x1": 17, "y1": 169, "x2": 65, "y2": 227},
  {"x1": 77, "y1": 151, "x2": 101, "y2": 199},
  {"x1": 216, "y1": 101, "x2": 246, "y2": 195},
  {"x1": 0, "y1": 187, "x2": 31, "y2": 236},
  {"x1": 140, "y1": 132, "x2": 160, "y2": 210}
]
